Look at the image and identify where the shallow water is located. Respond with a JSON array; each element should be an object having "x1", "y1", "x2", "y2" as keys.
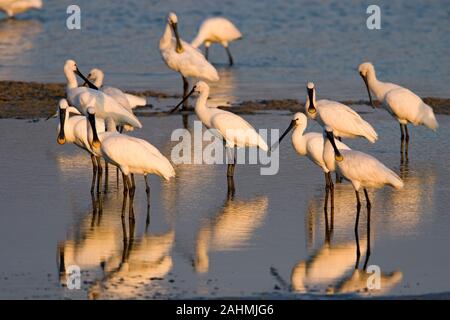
[
  {"x1": 0, "y1": 108, "x2": 449, "y2": 299},
  {"x1": 0, "y1": 0, "x2": 449, "y2": 100}
]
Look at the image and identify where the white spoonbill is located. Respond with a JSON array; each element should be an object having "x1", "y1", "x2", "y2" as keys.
[
  {"x1": 170, "y1": 81, "x2": 268, "y2": 178},
  {"x1": 63, "y1": 59, "x2": 142, "y2": 130},
  {"x1": 0, "y1": 0, "x2": 42, "y2": 18},
  {"x1": 160, "y1": 12, "x2": 219, "y2": 110},
  {"x1": 85, "y1": 68, "x2": 147, "y2": 109},
  {"x1": 358, "y1": 62, "x2": 438, "y2": 154},
  {"x1": 305, "y1": 82, "x2": 378, "y2": 143},
  {"x1": 191, "y1": 17, "x2": 242, "y2": 66},
  {"x1": 323, "y1": 126, "x2": 404, "y2": 209},
  {"x1": 56, "y1": 99, "x2": 106, "y2": 193},
  {"x1": 277, "y1": 112, "x2": 350, "y2": 196},
  {"x1": 86, "y1": 108, "x2": 175, "y2": 219}
]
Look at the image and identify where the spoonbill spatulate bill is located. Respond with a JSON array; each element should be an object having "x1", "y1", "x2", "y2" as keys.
[
  {"x1": 63, "y1": 60, "x2": 142, "y2": 130},
  {"x1": 278, "y1": 112, "x2": 350, "y2": 199},
  {"x1": 56, "y1": 99, "x2": 106, "y2": 194},
  {"x1": 170, "y1": 81, "x2": 268, "y2": 178},
  {"x1": 305, "y1": 82, "x2": 378, "y2": 143},
  {"x1": 160, "y1": 12, "x2": 219, "y2": 110},
  {"x1": 86, "y1": 108, "x2": 175, "y2": 219},
  {"x1": 86, "y1": 68, "x2": 147, "y2": 110},
  {"x1": 0, "y1": 0, "x2": 42, "y2": 18},
  {"x1": 358, "y1": 62, "x2": 438, "y2": 155},
  {"x1": 191, "y1": 17, "x2": 242, "y2": 66},
  {"x1": 323, "y1": 126, "x2": 404, "y2": 209}
]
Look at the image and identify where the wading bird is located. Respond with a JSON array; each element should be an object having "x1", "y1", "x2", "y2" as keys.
[
  {"x1": 160, "y1": 12, "x2": 219, "y2": 110},
  {"x1": 305, "y1": 82, "x2": 378, "y2": 143},
  {"x1": 191, "y1": 17, "x2": 242, "y2": 66},
  {"x1": 55, "y1": 99, "x2": 106, "y2": 193},
  {"x1": 0, "y1": 0, "x2": 42, "y2": 18},
  {"x1": 278, "y1": 112, "x2": 350, "y2": 208},
  {"x1": 170, "y1": 81, "x2": 268, "y2": 181},
  {"x1": 86, "y1": 108, "x2": 175, "y2": 219},
  {"x1": 323, "y1": 126, "x2": 403, "y2": 209},
  {"x1": 358, "y1": 62, "x2": 438, "y2": 156},
  {"x1": 85, "y1": 68, "x2": 147, "y2": 110},
  {"x1": 63, "y1": 59, "x2": 142, "y2": 131}
]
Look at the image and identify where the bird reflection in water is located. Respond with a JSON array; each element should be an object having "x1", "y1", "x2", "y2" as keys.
[
  {"x1": 288, "y1": 195, "x2": 402, "y2": 296},
  {"x1": 194, "y1": 194, "x2": 268, "y2": 274}
]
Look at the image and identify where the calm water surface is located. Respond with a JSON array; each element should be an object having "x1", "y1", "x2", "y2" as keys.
[
  {"x1": 0, "y1": 0, "x2": 449, "y2": 100},
  {"x1": 0, "y1": 108, "x2": 449, "y2": 299}
]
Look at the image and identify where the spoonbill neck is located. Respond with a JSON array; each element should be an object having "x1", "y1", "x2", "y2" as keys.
[
  {"x1": 365, "y1": 71, "x2": 386, "y2": 101},
  {"x1": 160, "y1": 23, "x2": 172, "y2": 49},
  {"x1": 65, "y1": 69, "x2": 78, "y2": 90},
  {"x1": 194, "y1": 90, "x2": 213, "y2": 126}
]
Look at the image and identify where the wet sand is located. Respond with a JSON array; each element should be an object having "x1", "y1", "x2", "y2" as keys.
[{"x1": 1, "y1": 81, "x2": 449, "y2": 119}]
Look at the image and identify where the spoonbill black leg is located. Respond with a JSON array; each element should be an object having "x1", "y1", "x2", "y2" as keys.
[
  {"x1": 96, "y1": 157, "x2": 103, "y2": 194},
  {"x1": 90, "y1": 155, "x2": 98, "y2": 194},
  {"x1": 182, "y1": 76, "x2": 189, "y2": 110},
  {"x1": 204, "y1": 46, "x2": 209, "y2": 60},
  {"x1": 354, "y1": 190, "x2": 362, "y2": 268},
  {"x1": 225, "y1": 46, "x2": 234, "y2": 66}
]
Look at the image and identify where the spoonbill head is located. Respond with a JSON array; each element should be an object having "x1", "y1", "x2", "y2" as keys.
[
  {"x1": 358, "y1": 62, "x2": 376, "y2": 108},
  {"x1": 191, "y1": 17, "x2": 243, "y2": 66},
  {"x1": 57, "y1": 99, "x2": 69, "y2": 145},
  {"x1": 0, "y1": 0, "x2": 42, "y2": 18},
  {"x1": 305, "y1": 82, "x2": 318, "y2": 119},
  {"x1": 86, "y1": 68, "x2": 104, "y2": 88},
  {"x1": 64, "y1": 59, "x2": 98, "y2": 90}
]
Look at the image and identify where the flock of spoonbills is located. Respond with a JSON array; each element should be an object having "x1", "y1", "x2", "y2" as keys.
[{"x1": 53, "y1": 13, "x2": 438, "y2": 240}]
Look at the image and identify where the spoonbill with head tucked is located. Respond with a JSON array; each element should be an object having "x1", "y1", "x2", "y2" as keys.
[
  {"x1": 358, "y1": 62, "x2": 438, "y2": 155},
  {"x1": 277, "y1": 112, "x2": 350, "y2": 207},
  {"x1": 170, "y1": 81, "x2": 268, "y2": 179},
  {"x1": 86, "y1": 108, "x2": 175, "y2": 219},
  {"x1": 63, "y1": 60, "x2": 142, "y2": 133},
  {"x1": 191, "y1": 17, "x2": 242, "y2": 66},
  {"x1": 160, "y1": 12, "x2": 219, "y2": 110},
  {"x1": 85, "y1": 68, "x2": 147, "y2": 109},
  {"x1": 0, "y1": 0, "x2": 42, "y2": 18},
  {"x1": 55, "y1": 99, "x2": 106, "y2": 193},
  {"x1": 305, "y1": 82, "x2": 378, "y2": 143}
]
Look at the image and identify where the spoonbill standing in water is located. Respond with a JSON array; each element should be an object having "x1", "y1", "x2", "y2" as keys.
[
  {"x1": 63, "y1": 60, "x2": 142, "y2": 132},
  {"x1": 0, "y1": 0, "x2": 42, "y2": 18},
  {"x1": 323, "y1": 125, "x2": 403, "y2": 209},
  {"x1": 358, "y1": 62, "x2": 438, "y2": 155},
  {"x1": 86, "y1": 108, "x2": 175, "y2": 219},
  {"x1": 305, "y1": 82, "x2": 378, "y2": 143},
  {"x1": 277, "y1": 112, "x2": 350, "y2": 208},
  {"x1": 160, "y1": 12, "x2": 219, "y2": 110},
  {"x1": 170, "y1": 81, "x2": 268, "y2": 180},
  {"x1": 191, "y1": 17, "x2": 242, "y2": 66},
  {"x1": 85, "y1": 68, "x2": 147, "y2": 110},
  {"x1": 55, "y1": 99, "x2": 106, "y2": 193}
]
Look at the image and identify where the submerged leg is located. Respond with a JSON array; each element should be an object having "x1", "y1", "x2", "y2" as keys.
[
  {"x1": 90, "y1": 155, "x2": 98, "y2": 194},
  {"x1": 404, "y1": 124, "x2": 410, "y2": 155},
  {"x1": 96, "y1": 157, "x2": 103, "y2": 194},
  {"x1": 144, "y1": 175, "x2": 151, "y2": 231},
  {"x1": 227, "y1": 176, "x2": 235, "y2": 200},
  {"x1": 354, "y1": 190, "x2": 362, "y2": 268},
  {"x1": 128, "y1": 174, "x2": 136, "y2": 221},
  {"x1": 225, "y1": 46, "x2": 234, "y2": 66},
  {"x1": 363, "y1": 189, "x2": 372, "y2": 270},
  {"x1": 182, "y1": 76, "x2": 189, "y2": 110}
]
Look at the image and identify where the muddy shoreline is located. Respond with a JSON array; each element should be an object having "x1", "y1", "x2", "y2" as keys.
[{"x1": 1, "y1": 81, "x2": 449, "y2": 119}]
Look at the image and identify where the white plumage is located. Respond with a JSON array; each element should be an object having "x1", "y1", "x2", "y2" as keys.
[
  {"x1": 160, "y1": 12, "x2": 219, "y2": 109},
  {"x1": 278, "y1": 112, "x2": 350, "y2": 188},
  {"x1": 88, "y1": 116, "x2": 175, "y2": 181},
  {"x1": 0, "y1": 0, "x2": 42, "y2": 18},
  {"x1": 323, "y1": 127, "x2": 404, "y2": 195},
  {"x1": 305, "y1": 82, "x2": 378, "y2": 143},
  {"x1": 87, "y1": 68, "x2": 147, "y2": 109},
  {"x1": 191, "y1": 17, "x2": 242, "y2": 65},
  {"x1": 358, "y1": 62, "x2": 438, "y2": 154},
  {"x1": 63, "y1": 60, "x2": 142, "y2": 129}
]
